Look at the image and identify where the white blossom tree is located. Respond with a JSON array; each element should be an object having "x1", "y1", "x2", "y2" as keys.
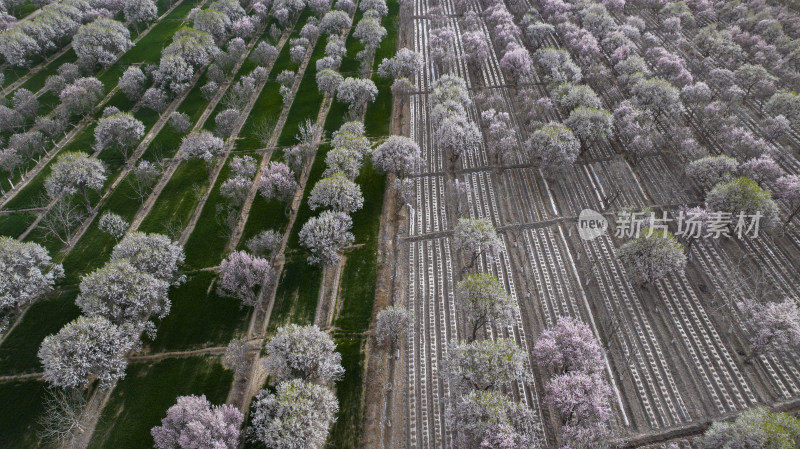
[
  {"x1": 372, "y1": 135, "x2": 421, "y2": 177},
  {"x1": 336, "y1": 77, "x2": 378, "y2": 118},
  {"x1": 453, "y1": 217, "x2": 503, "y2": 268},
  {"x1": 686, "y1": 155, "x2": 739, "y2": 192},
  {"x1": 443, "y1": 338, "x2": 530, "y2": 392},
  {"x1": 73, "y1": 18, "x2": 132, "y2": 68},
  {"x1": 0, "y1": 237, "x2": 63, "y2": 331},
  {"x1": 377, "y1": 48, "x2": 423, "y2": 79},
  {"x1": 308, "y1": 172, "x2": 364, "y2": 213},
  {"x1": 38, "y1": 315, "x2": 135, "y2": 388},
  {"x1": 246, "y1": 230, "x2": 283, "y2": 259},
  {"x1": 248, "y1": 379, "x2": 339, "y2": 449},
  {"x1": 456, "y1": 273, "x2": 516, "y2": 342},
  {"x1": 128, "y1": 160, "x2": 161, "y2": 202},
  {"x1": 0, "y1": 29, "x2": 40, "y2": 67},
  {"x1": 76, "y1": 258, "x2": 170, "y2": 338},
  {"x1": 617, "y1": 229, "x2": 686, "y2": 285},
  {"x1": 258, "y1": 161, "x2": 299, "y2": 211},
  {"x1": 564, "y1": 107, "x2": 613, "y2": 151},
  {"x1": 706, "y1": 177, "x2": 779, "y2": 229},
  {"x1": 110, "y1": 232, "x2": 186, "y2": 286},
  {"x1": 299, "y1": 210, "x2": 354, "y2": 266},
  {"x1": 180, "y1": 130, "x2": 223, "y2": 178},
  {"x1": 447, "y1": 390, "x2": 538, "y2": 449},
  {"x1": 98, "y1": 212, "x2": 128, "y2": 241},
  {"x1": 153, "y1": 54, "x2": 194, "y2": 95},
  {"x1": 262, "y1": 323, "x2": 344, "y2": 383},
  {"x1": 526, "y1": 123, "x2": 580, "y2": 179},
  {"x1": 124, "y1": 0, "x2": 157, "y2": 30},
  {"x1": 193, "y1": 9, "x2": 229, "y2": 42},
  {"x1": 60, "y1": 77, "x2": 104, "y2": 117},
  {"x1": 45, "y1": 151, "x2": 107, "y2": 211},
  {"x1": 320, "y1": 10, "x2": 351, "y2": 35},
  {"x1": 376, "y1": 305, "x2": 412, "y2": 352},
  {"x1": 316, "y1": 68, "x2": 343, "y2": 96},
  {"x1": 95, "y1": 112, "x2": 145, "y2": 160}
]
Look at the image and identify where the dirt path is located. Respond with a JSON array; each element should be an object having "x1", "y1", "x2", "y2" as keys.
[
  {"x1": 128, "y1": 346, "x2": 227, "y2": 362},
  {"x1": 0, "y1": 372, "x2": 44, "y2": 383}
]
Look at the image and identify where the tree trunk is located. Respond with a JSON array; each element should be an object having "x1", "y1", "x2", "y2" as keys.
[{"x1": 81, "y1": 186, "x2": 91, "y2": 212}]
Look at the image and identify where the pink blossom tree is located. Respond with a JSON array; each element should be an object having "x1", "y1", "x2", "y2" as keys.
[
  {"x1": 532, "y1": 316, "x2": 603, "y2": 375},
  {"x1": 258, "y1": 161, "x2": 299, "y2": 212},
  {"x1": 739, "y1": 155, "x2": 785, "y2": 188},
  {"x1": 151, "y1": 395, "x2": 243, "y2": 449},
  {"x1": 217, "y1": 251, "x2": 273, "y2": 307},
  {"x1": 461, "y1": 31, "x2": 490, "y2": 75},
  {"x1": 775, "y1": 175, "x2": 800, "y2": 224},
  {"x1": 544, "y1": 372, "x2": 612, "y2": 435},
  {"x1": 739, "y1": 298, "x2": 800, "y2": 362},
  {"x1": 481, "y1": 109, "x2": 518, "y2": 164},
  {"x1": 499, "y1": 43, "x2": 532, "y2": 84}
]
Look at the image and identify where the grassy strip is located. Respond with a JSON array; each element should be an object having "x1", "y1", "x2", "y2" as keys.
[
  {"x1": 0, "y1": 287, "x2": 80, "y2": 375},
  {"x1": 0, "y1": 211, "x2": 36, "y2": 238},
  {"x1": 144, "y1": 72, "x2": 211, "y2": 161},
  {"x1": 266, "y1": 144, "x2": 332, "y2": 333},
  {"x1": 60, "y1": 177, "x2": 143, "y2": 282},
  {"x1": 275, "y1": 35, "x2": 326, "y2": 146},
  {"x1": 234, "y1": 33, "x2": 297, "y2": 151},
  {"x1": 327, "y1": 5, "x2": 398, "y2": 448},
  {"x1": 149, "y1": 271, "x2": 249, "y2": 351},
  {"x1": 327, "y1": 337, "x2": 365, "y2": 448},
  {"x1": 0, "y1": 380, "x2": 49, "y2": 447},
  {"x1": 183, "y1": 157, "x2": 236, "y2": 268},
  {"x1": 87, "y1": 356, "x2": 233, "y2": 449},
  {"x1": 137, "y1": 159, "x2": 209, "y2": 235}
]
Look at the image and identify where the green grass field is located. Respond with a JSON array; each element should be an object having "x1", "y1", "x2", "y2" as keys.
[
  {"x1": 0, "y1": 287, "x2": 80, "y2": 375},
  {"x1": 0, "y1": 380, "x2": 49, "y2": 448},
  {"x1": 149, "y1": 272, "x2": 249, "y2": 351},
  {"x1": 87, "y1": 356, "x2": 233, "y2": 449}
]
